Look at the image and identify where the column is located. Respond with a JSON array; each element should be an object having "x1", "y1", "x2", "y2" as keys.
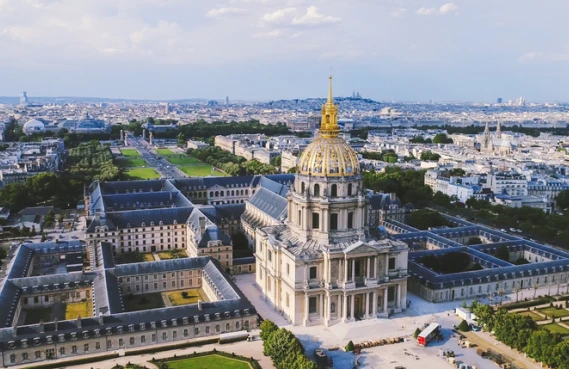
[
  {"x1": 397, "y1": 284, "x2": 402, "y2": 308},
  {"x1": 373, "y1": 257, "x2": 377, "y2": 279},
  {"x1": 327, "y1": 258, "x2": 332, "y2": 283},
  {"x1": 343, "y1": 294, "x2": 348, "y2": 320},
  {"x1": 385, "y1": 254, "x2": 389, "y2": 275},
  {"x1": 327, "y1": 294, "x2": 331, "y2": 321},
  {"x1": 350, "y1": 294, "x2": 355, "y2": 320},
  {"x1": 320, "y1": 294, "x2": 324, "y2": 319},
  {"x1": 372, "y1": 291, "x2": 377, "y2": 316},
  {"x1": 366, "y1": 257, "x2": 371, "y2": 279},
  {"x1": 344, "y1": 257, "x2": 349, "y2": 282},
  {"x1": 304, "y1": 294, "x2": 309, "y2": 323},
  {"x1": 365, "y1": 293, "x2": 369, "y2": 318},
  {"x1": 351, "y1": 259, "x2": 355, "y2": 282},
  {"x1": 383, "y1": 289, "x2": 388, "y2": 313}
]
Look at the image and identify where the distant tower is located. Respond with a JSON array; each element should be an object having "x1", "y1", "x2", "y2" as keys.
[
  {"x1": 482, "y1": 121, "x2": 491, "y2": 150},
  {"x1": 120, "y1": 130, "x2": 124, "y2": 141},
  {"x1": 124, "y1": 132, "x2": 128, "y2": 146},
  {"x1": 149, "y1": 132, "x2": 153, "y2": 146},
  {"x1": 496, "y1": 120, "x2": 502, "y2": 139},
  {"x1": 226, "y1": 96, "x2": 229, "y2": 105},
  {"x1": 497, "y1": 97, "x2": 503, "y2": 104},
  {"x1": 20, "y1": 91, "x2": 29, "y2": 106}
]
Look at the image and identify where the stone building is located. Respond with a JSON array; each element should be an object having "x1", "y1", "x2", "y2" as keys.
[{"x1": 252, "y1": 77, "x2": 409, "y2": 326}]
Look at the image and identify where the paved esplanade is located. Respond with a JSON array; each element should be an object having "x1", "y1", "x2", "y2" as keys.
[{"x1": 126, "y1": 135, "x2": 188, "y2": 179}]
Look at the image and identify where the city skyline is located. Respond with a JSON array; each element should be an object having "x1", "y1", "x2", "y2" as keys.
[{"x1": 1, "y1": 0, "x2": 569, "y2": 102}]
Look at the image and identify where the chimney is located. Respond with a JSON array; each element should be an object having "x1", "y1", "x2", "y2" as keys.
[
  {"x1": 54, "y1": 318, "x2": 58, "y2": 331},
  {"x1": 98, "y1": 313, "x2": 104, "y2": 325},
  {"x1": 197, "y1": 300, "x2": 202, "y2": 310}
]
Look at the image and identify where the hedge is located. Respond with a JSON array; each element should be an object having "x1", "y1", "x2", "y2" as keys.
[
  {"x1": 125, "y1": 337, "x2": 218, "y2": 356},
  {"x1": 152, "y1": 349, "x2": 262, "y2": 369},
  {"x1": 24, "y1": 353, "x2": 120, "y2": 369},
  {"x1": 502, "y1": 296, "x2": 554, "y2": 310}
]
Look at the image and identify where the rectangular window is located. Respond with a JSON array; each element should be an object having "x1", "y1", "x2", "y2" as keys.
[
  {"x1": 388, "y1": 257, "x2": 396, "y2": 270},
  {"x1": 107, "y1": 341, "x2": 112, "y2": 350},
  {"x1": 205, "y1": 326, "x2": 210, "y2": 334},
  {"x1": 84, "y1": 344, "x2": 89, "y2": 352},
  {"x1": 119, "y1": 339, "x2": 124, "y2": 347},
  {"x1": 95, "y1": 342, "x2": 101, "y2": 350},
  {"x1": 286, "y1": 263, "x2": 290, "y2": 275},
  {"x1": 141, "y1": 335, "x2": 146, "y2": 343},
  {"x1": 71, "y1": 345, "x2": 77, "y2": 354},
  {"x1": 309, "y1": 266, "x2": 317, "y2": 279},
  {"x1": 309, "y1": 297, "x2": 317, "y2": 314},
  {"x1": 129, "y1": 337, "x2": 135, "y2": 345},
  {"x1": 184, "y1": 329, "x2": 189, "y2": 337},
  {"x1": 347, "y1": 212, "x2": 354, "y2": 229},
  {"x1": 312, "y1": 213, "x2": 320, "y2": 229},
  {"x1": 194, "y1": 327, "x2": 199, "y2": 335},
  {"x1": 152, "y1": 334, "x2": 156, "y2": 342},
  {"x1": 173, "y1": 331, "x2": 177, "y2": 339},
  {"x1": 327, "y1": 212, "x2": 339, "y2": 230}
]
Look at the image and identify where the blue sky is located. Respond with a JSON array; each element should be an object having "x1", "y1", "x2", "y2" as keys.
[{"x1": 1, "y1": 0, "x2": 568, "y2": 102}]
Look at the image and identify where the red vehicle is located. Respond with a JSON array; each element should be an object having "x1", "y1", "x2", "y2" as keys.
[{"x1": 417, "y1": 323, "x2": 441, "y2": 347}]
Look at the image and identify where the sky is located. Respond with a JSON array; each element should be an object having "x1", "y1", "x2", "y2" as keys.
[{"x1": 1, "y1": 0, "x2": 569, "y2": 102}]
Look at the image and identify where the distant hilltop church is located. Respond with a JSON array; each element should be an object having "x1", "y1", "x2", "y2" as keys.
[{"x1": 478, "y1": 121, "x2": 515, "y2": 156}]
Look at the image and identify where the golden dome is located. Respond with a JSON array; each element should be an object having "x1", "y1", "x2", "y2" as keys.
[
  {"x1": 296, "y1": 76, "x2": 360, "y2": 177},
  {"x1": 297, "y1": 137, "x2": 360, "y2": 177}
]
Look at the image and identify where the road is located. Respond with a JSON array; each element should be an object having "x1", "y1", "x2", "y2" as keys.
[{"x1": 126, "y1": 136, "x2": 187, "y2": 179}]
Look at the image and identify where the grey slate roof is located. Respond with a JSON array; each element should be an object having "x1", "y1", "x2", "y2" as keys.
[
  {"x1": 99, "y1": 180, "x2": 167, "y2": 194},
  {"x1": 248, "y1": 187, "x2": 288, "y2": 221},
  {"x1": 102, "y1": 207, "x2": 194, "y2": 229},
  {"x1": 113, "y1": 257, "x2": 211, "y2": 277}
]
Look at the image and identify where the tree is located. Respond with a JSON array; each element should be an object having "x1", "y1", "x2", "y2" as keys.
[
  {"x1": 556, "y1": 190, "x2": 569, "y2": 212},
  {"x1": 407, "y1": 209, "x2": 449, "y2": 230},
  {"x1": 177, "y1": 133, "x2": 186, "y2": 147},
  {"x1": 457, "y1": 319, "x2": 470, "y2": 332},
  {"x1": 264, "y1": 328, "x2": 303, "y2": 369},
  {"x1": 471, "y1": 303, "x2": 496, "y2": 331},
  {"x1": 433, "y1": 133, "x2": 453, "y2": 144},
  {"x1": 467, "y1": 237, "x2": 482, "y2": 245},
  {"x1": 345, "y1": 340, "x2": 355, "y2": 352},
  {"x1": 495, "y1": 244, "x2": 510, "y2": 262},
  {"x1": 409, "y1": 136, "x2": 426, "y2": 144},
  {"x1": 432, "y1": 191, "x2": 452, "y2": 208},
  {"x1": 260, "y1": 319, "x2": 279, "y2": 343},
  {"x1": 181, "y1": 291, "x2": 188, "y2": 298},
  {"x1": 270, "y1": 155, "x2": 281, "y2": 167},
  {"x1": 551, "y1": 340, "x2": 569, "y2": 369},
  {"x1": 525, "y1": 330, "x2": 559, "y2": 365},
  {"x1": 420, "y1": 151, "x2": 440, "y2": 161}
]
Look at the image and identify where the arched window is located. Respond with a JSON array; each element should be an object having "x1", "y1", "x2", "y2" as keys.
[
  {"x1": 231, "y1": 190, "x2": 235, "y2": 196},
  {"x1": 220, "y1": 191, "x2": 224, "y2": 196},
  {"x1": 331, "y1": 184, "x2": 337, "y2": 197},
  {"x1": 210, "y1": 191, "x2": 213, "y2": 197},
  {"x1": 301, "y1": 182, "x2": 305, "y2": 193},
  {"x1": 215, "y1": 191, "x2": 219, "y2": 197},
  {"x1": 314, "y1": 184, "x2": 320, "y2": 197},
  {"x1": 348, "y1": 183, "x2": 352, "y2": 196}
]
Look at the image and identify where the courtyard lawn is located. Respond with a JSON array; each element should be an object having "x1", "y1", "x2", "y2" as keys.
[
  {"x1": 115, "y1": 251, "x2": 146, "y2": 264},
  {"x1": 157, "y1": 250, "x2": 187, "y2": 260},
  {"x1": 156, "y1": 148, "x2": 177, "y2": 156},
  {"x1": 120, "y1": 148, "x2": 141, "y2": 157},
  {"x1": 165, "y1": 289, "x2": 207, "y2": 306},
  {"x1": 24, "y1": 307, "x2": 53, "y2": 325},
  {"x1": 166, "y1": 156, "x2": 203, "y2": 165},
  {"x1": 124, "y1": 293, "x2": 165, "y2": 312},
  {"x1": 164, "y1": 354, "x2": 251, "y2": 369},
  {"x1": 125, "y1": 168, "x2": 160, "y2": 180},
  {"x1": 543, "y1": 323, "x2": 569, "y2": 335},
  {"x1": 116, "y1": 157, "x2": 147, "y2": 168},
  {"x1": 539, "y1": 307, "x2": 569, "y2": 319},
  {"x1": 178, "y1": 165, "x2": 228, "y2": 177},
  {"x1": 65, "y1": 300, "x2": 93, "y2": 320},
  {"x1": 518, "y1": 311, "x2": 545, "y2": 321},
  {"x1": 142, "y1": 253, "x2": 154, "y2": 262}
]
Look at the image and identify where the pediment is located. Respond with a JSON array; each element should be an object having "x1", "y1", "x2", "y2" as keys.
[{"x1": 343, "y1": 241, "x2": 378, "y2": 254}]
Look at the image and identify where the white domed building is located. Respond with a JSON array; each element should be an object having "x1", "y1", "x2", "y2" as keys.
[
  {"x1": 252, "y1": 77, "x2": 409, "y2": 327},
  {"x1": 23, "y1": 119, "x2": 46, "y2": 135}
]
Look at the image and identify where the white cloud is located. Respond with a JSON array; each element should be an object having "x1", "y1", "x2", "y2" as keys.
[
  {"x1": 292, "y1": 6, "x2": 340, "y2": 26},
  {"x1": 262, "y1": 7, "x2": 296, "y2": 24},
  {"x1": 205, "y1": 7, "x2": 246, "y2": 17},
  {"x1": 253, "y1": 29, "x2": 284, "y2": 38},
  {"x1": 319, "y1": 49, "x2": 364, "y2": 60},
  {"x1": 519, "y1": 51, "x2": 569, "y2": 63},
  {"x1": 439, "y1": 2, "x2": 458, "y2": 14},
  {"x1": 416, "y1": 7, "x2": 435, "y2": 16},
  {"x1": 390, "y1": 8, "x2": 407, "y2": 17}
]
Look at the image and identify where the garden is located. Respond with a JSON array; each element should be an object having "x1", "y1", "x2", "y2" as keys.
[
  {"x1": 124, "y1": 167, "x2": 161, "y2": 180},
  {"x1": 165, "y1": 289, "x2": 207, "y2": 306},
  {"x1": 124, "y1": 293, "x2": 165, "y2": 312}
]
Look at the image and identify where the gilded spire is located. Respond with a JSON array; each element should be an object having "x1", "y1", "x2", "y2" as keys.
[{"x1": 320, "y1": 75, "x2": 340, "y2": 138}]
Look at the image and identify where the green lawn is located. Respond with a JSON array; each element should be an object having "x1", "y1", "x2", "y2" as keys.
[
  {"x1": 165, "y1": 289, "x2": 207, "y2": 306},
  {"x1": 125, "y1": 168, "x2": 160, "y2": 180},
  {"x1": 65, "y1": 300, "x2": 92, "y2": 320},
  {"x1": 157, "y1": 250, "x2": 187, "y2": 260},
  {"x1": 164, "y1": 354, "x2": 252, "y2": 369},
  {"x1": 124, "y1": 293, "x2": 165, "y2": 312},
  {"x1": 156, "y1": 148, "x2": 177, "y2": 156},
  {"x1": 116, "y1": 157, "x2": 147, "y2": 167},
  {"x1": 166, "y1": 156, "x2": 203, "y2": 165},
  {"x1": 543, "y1": 323, "x2": 569, "y2": 335},
  {"x1": 539, "y1": 307, "x2": 569, "y2": 318},
  {"x1": 518, "y1": 311, "x2": 545, "y2": 321},
  {"x1": 177, "y1": 165, "x2": 228, "y2": 177},
  {"x1": 120, "y1": 148, "x2": 141, "y2": 157}
]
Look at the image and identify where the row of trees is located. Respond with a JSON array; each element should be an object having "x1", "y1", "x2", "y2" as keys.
[
  {"x1": 419, "y1": 151, "x2": 441, "y2": 161},
  {"x1": 260, "y1": 320, "x2": 317, "y2": 369},
  {"x1": 465, "y1": 197, "x2": 569, "y2": 248},
  {"x1": 471, "y1": 302, "x2": 569, "y2": 368},
  {"x1": 362, "y1": 167, "x2": 433, "y2": 207},
  {"x1": 361, "y1": 150, "x2": 399, "y2": 163},
  {"x1": 188, "y1": 147, "x2": 277, "y2": 176},
  {"x1": 409, "y1": 133, "x2": 453, "y2": 144}
]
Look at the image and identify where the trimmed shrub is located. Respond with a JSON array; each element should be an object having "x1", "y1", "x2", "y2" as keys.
[
  {"x1": 345, "y1": 340, "x2": 355, "y2": 352},
  {"x1": 413, "y1": 328, "x2": 421, "y2": 339},
  {"x1": 457, "y1": 319, "x2": 470, "y2": 332}
]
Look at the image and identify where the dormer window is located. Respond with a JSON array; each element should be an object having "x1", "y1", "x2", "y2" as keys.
[
  {"x1": 82, "y1": 331, "x2": 89, "y2": 339},
  {"x1": 21, "y1": 339, "x2": 28, "y2": 348},
  {"x1": 106, "y1": 328, "x2": 112, "y2": 335},
  {"x1": 46, "y1": 336, "x2": 53, "y2": 344},
  {"x1": 150, "y1": 321, "x2": 156, "y2": 329},
  {"x1": 117, "y1": 326, "x2": 123, "y2": 334},
  {"x1": 128, "y1": 324, "x2": 134, "y2": 332},
  {"x1": 140, "y1": 323, "x2": 146, "y2": 331},
  {"x1": 161, "y1": 320, "x2": 167, "y2": 328},
  {"x1": 141, "y1": 222, "x2": 146, "y2": 227},
  {"x1": 94, "y1": 329, "x2": 100, "y2": 337},
  {"x1": 215, "y1": 313, "x2": 221, "y2": 320},
  {"x1": 71, "y1": 332, "x2": 77, "y2": 340},
  {"x1": 58, "y1": 334, "x2": 65, "y2": 342},
  {"x1": 204, "y1": 314, "x2": 210, "y2": 322},
  {"x1": 171, "y1": 319, "x2": 177, "y2": 326},
  {"x1": 193, "y1": 315, "x2": 199, "y2": 323}
]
